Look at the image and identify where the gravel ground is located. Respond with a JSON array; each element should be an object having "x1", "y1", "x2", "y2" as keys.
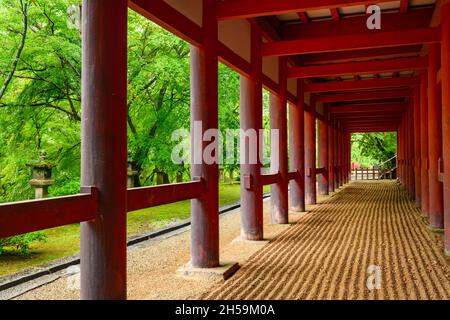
[
  {"x1": 202, "y1": 181, "x2": 450, "y2": 300},
  {"x1": 15, "y1": 181, "x2": 446, "y2": 300},
  {"x1": 13, "y1": 195, "x2": 310, "y2": 300}
]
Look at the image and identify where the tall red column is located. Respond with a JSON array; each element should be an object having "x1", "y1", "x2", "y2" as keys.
[
  {"x1": 399, "y1": 120, "x2": 403, "y2": 184},
  {"x1": 409, "y1": 107, "x2": 416, "y2": 198},
  {"x1": 270, "y1": 57, "x2": 289, "y2": 224},
  {"x1": 328, "y1": 116, "x2": 335, "y2": 193},
  {"x1": 289, "y1": 80, "x2": 306, "y2": 212},
  {"x1": 80, "y1": 0, "x2": 128, "y2": 300},
  {"x1": 400, "y1": 119, "x2": 403, "y2": 184},
  {"x1": 339, "y1": 129, "x2": 344, "y2": 187},
  {"x1": 413, "y1": 89, "x2": 421, "y2": 206},
  {"x1": 345, "y1": 131, "x2": 350, "y2": 183},
  {"x1": 239, "y1": 25, "x2": 263, "y2": 240},
  {"x1": 406, "y1": 108, "x2": 412, "y2": 195},
  {"x1": 441, "y1": 2, "x2": 450, "y2": 255},
  {"x1": 190, "y1": 0, "x2": 219, "y2": 267},
  {"x1": 305, "y1": 103, "x2": 317, "y2": 205},
  {"x1": 428, "y1": 43, "x2": 444, "y2": 230},
  {"x1": 318, "y1": 112, "x2": 329, "y2": 195},
  {"x1": 420, "y1": 72, "x2": 430, "y2": 216},
  {"x1": 334, "y1": 123, "x2": 340, "y2": 188}
]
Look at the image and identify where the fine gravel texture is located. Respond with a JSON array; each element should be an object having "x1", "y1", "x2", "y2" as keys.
[
  {"x1": 202, "y1": 181, "x2": 450, "y2": 300},
  {"x1": 12, "y1": 196, "x2": 294, "y2": 300},
  {"x1": 12, "y1": 181, "x2": 450, "y2": 300}
]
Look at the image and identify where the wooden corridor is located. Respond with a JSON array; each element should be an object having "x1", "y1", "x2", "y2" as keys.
[
  {"x1": 202, "y1": 181, "x2": 450, "y2": 300},
  {"x1": 2, "y1": 0, "x2": 450, "y2": 300}
]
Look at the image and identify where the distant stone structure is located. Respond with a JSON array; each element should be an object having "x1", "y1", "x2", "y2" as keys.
[
  {"x1": 27, "y1": 151, "x2": 54, "y2": 199},
  {"x1": 127, "y1": 156, "x2": 139, "y2": 188}
]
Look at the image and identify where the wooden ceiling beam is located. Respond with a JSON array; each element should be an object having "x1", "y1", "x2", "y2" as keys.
[
  {"x1": 304, "y1": 76, "x2": 419, "y2": 92},
  {"x1": 316, "y1": 89, "x2": 412, "y2": 103},
  {"x1": 329, "y1": 103, "x2": 407, "y2": 114},
  {"x1": 282, "y1": 9, "x2": 433, "y2": 39},
  {"x1": 289, "y1": 57, "x2": 428, "y2": 78},
  {"x1": 262, "y1": 27, "x2": 440, "y2": 57},
  {"x1": 217, "y1": 0, "x2": 402, "y2": 20}
]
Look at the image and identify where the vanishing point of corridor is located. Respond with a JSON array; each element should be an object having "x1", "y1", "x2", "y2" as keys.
[{"x1": 203, "y1": 181, "x2": 450, "y2": 300}]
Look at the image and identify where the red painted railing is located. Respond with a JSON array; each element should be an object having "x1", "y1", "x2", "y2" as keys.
[
  {"x1": 127, "y1": 179, "x2": 206, "y2": 211},
  {"x1": 0, "y1": 179, "x2": 208, "y2": 238},
  {"x1": 0, "y1": 186, "x2": 98, "y2": 238}
]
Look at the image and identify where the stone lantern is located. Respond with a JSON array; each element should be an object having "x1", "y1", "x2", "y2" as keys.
[
  {"x1": 27, "y1": 151, "x2": 54, "y2": 199},
  {"x1": 127, "y1": 153, "x2": 139, "y2": 188}
]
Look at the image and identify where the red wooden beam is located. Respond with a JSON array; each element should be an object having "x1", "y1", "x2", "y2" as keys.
[
  {"x1": 129, "y1": 0, "x2": 202, "y2": 45},
  {"x1": 330, "y1": 8, "x2": 340, "y2": 21},
  {"x1": 297, "y1": 12, "x2": 309, "y2": 23},
  {"x1": 304, "y1": 76, "x2": 419, "y2": 92},
  {"x1": 400, "y1": 0, "x2": 409, "y2": 13},
  {"x1": 329, "y1": 103, "x2": 407, "y2": 114},
  {"x1": 127, "y1": 180, "x2": 206, "y2": 212},
  {"x1": 289, "y1": 57, "x2": 428, "y2": 79},
  {"x1": 218, "y1": 42, "x2": 251, "y2": 77},
  {"x1": 287, "y1": 170, "x2": 302, "y2": 181},
  {"x1": 316, "y1": 167, "x2": 327, "y2": 175},
  {"x1": 261, "y1": 172, "x2": 281, "y2": 185},
  {"x1": 350, "y1": 128, "x2": 398, "y2": 133},
  {"x1": 217, "y1": 0, "x2": 402, "y2": 20},
  {"x1": 301, "y1": 46, "x2": 421, "y2": 65},
  {"x1": 341, "y1": 120, "x2": 402, "y2": 125},
  {"x1": 315, "y1": 89, "x2": 412, "y2": 103},
  {"x1": 283, "y1": 9, "x2": 433, "y2": 39},
  {"x1": 334, "y1": 112, "x2": 404, "y2": 119},
  {"x1": 262, "y1": 27, "x2": 440, "y2": 57},
  {"x1": 0, "y1": 187, "x2": 97, "y2": 238}
]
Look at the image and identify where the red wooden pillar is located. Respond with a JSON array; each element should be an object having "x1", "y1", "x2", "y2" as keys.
[
  {"x1": 239, "y1": 25, "x2": 263, "y2": 240},
  {"x1": 289, "y1": 80, "x2": 306, "y2": 212},
  {"x1": 401, "y1": 118, "x2": 406, "y2": 186},
  {"x1": 420, "y1": 72, "x2": 430, "y2": 216},
  {"x1": 80, "y1": 0, "x2": 128, "y2": 300},
  {"x1": 343, "y1": 131, "x2": 346, "y2": 183},
  {"x1": 441, "y1": 2, "x2": 450, "y2": 254},
  {"x1": 305, "y1": 102, "x2": 317, "y2": 204},
  {"x1": 413, "y1": 88, "x2": 421, "y2": 206},
  {"x1": 339, "y1": 129, "x2": 344, "y2": 187},
  {"x1": 399, "y1": 119, "x2": 403, "y2": 184},
  {"x1": 428, "y1": 43, "x2": 444, "y2": 230},
  {"x1": 399, "y1": 123, "x2": 403, "y2": 184},
  {"x1": 334, "y1": 123, "x2": 340, "y2": 189},
  {"x1": 190, "y1": 0, "x2": 219, "y2": 267},
  {"x1": 410, "y1": 106, "x2": 416, "y2": 198},
  {"x1": 406, "y1": 108, "x2": 411, "y2": 194},
  {"x1": 318, "y1": 111, "x2": 329, "y2": 195},
  {"x1": 346, "y1": 131, "x2": 350, "y2": 183},
  {"x1": 328, "y1": 116, "x2": 335, "y2": 193},
  {"x1": 270, "y1": 57, "x2": 289, "y2": 224}
]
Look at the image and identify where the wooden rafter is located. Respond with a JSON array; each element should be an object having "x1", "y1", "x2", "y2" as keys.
[
  {"x1": 217, "y1": 0, "x2": 399, "y2": 20},
  {"x1": 330, "y1": 8, "x2": 340, "y2": 21},
  {"x1": 297, "y1": 12, "x2": 309, "y2": 23},
  {"x1": 315, "y1": 89, "x2": 412, "y2": 103},
  {"x1": 304, "y1": 77, "x2": 420, "y2": 92},
  {"x1": 262, "y1": 27, "x2": 440, "y2": 56},
  {"x1": 288, "y1": 57, "x2": 428, "y2": 78},
  {"x1": 400, "y1": 0, "x2": 409, "y2": 13}
]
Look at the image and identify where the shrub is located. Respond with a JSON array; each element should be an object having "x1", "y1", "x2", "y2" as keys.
[{"x1": 0, "y1": 232, "x2": 47, "y2": 256}]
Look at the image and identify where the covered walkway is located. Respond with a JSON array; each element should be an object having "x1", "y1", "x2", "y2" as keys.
[
  {"x1": 2, "y1": 0, "x2": 450, "y2": 300},
  {"x1": 203, "y1": 181, "x2": 450, "y2": 300}
]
